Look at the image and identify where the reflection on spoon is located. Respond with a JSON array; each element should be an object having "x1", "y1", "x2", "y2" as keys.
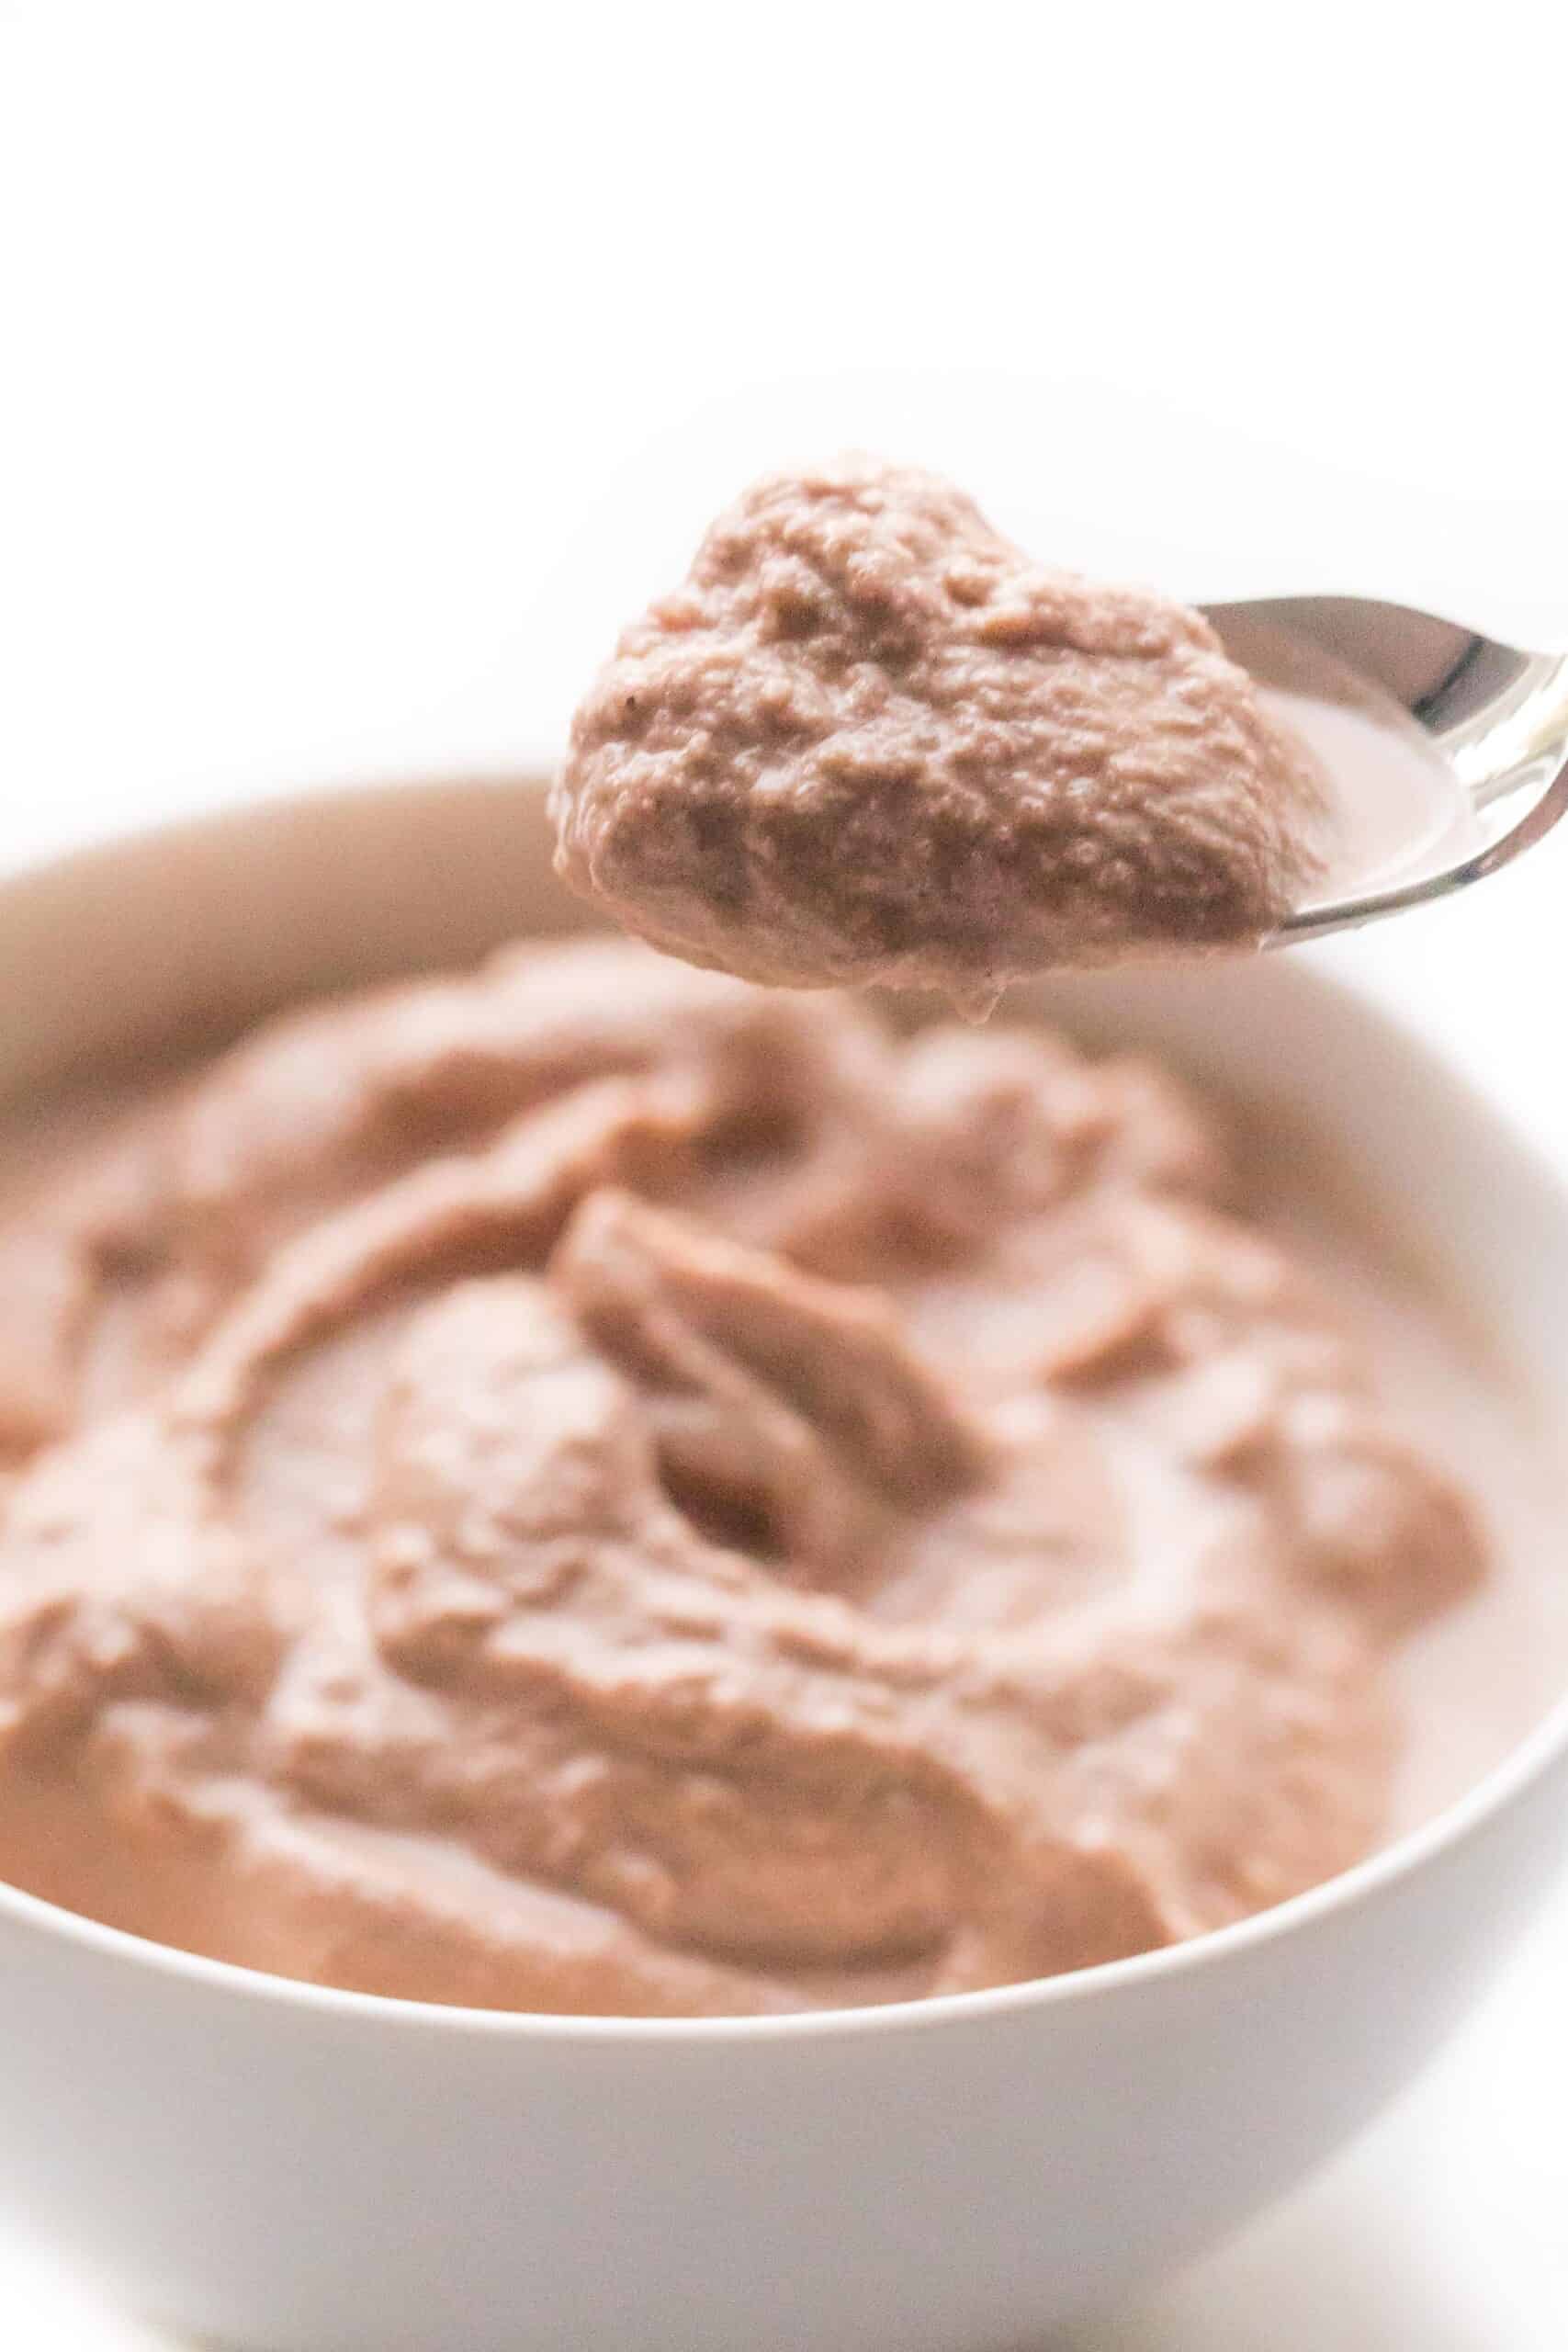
[{"x1": 1205, "y1": 596, "x2": 1568, "y2": 946}]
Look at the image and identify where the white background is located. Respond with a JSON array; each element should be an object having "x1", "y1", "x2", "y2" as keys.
[{"x1": 2, "y1": 5, "x2": 1567, "y2": 2345}]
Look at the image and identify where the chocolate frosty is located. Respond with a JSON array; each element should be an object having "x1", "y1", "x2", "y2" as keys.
[
  {"x1": 0, "y1": 941, "x2": 1479, "y2": 2015},
  {"x1": 553, "y1": 458, "x2": 1325, "y2": 1008}
]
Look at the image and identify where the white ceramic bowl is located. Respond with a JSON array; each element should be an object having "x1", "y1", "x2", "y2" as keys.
[{"x1": 1, "y1": 778, "x2": 1566, "y2": 2352}]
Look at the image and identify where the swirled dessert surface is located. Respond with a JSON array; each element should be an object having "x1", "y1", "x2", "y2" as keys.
[
  {"x1": 0, "y1": 940, "x2": 1483, "y2": 2014},
  {"x1": 553, "y1": 458, "x2": 1326, "y2": 1008}
]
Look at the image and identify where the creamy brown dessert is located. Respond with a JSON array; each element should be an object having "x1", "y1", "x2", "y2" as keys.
[
  {"x1": 0, "y1": 938, "x2": 1484, "y2": 2015},
  {"x1": 552, "y1": 458, "x2": 1326, "y2": 1008}
]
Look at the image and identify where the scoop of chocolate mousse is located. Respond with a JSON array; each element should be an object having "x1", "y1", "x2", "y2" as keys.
[{"x1": 552, "y1": 457, "x2": 1325, "y2": 1010}]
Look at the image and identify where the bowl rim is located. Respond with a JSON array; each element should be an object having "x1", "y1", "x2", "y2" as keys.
[{"x1": 0, "y1": 786, "x2": 1565, "y2": 2049}]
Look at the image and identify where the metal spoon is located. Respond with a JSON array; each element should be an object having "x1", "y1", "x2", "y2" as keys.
[{"x1": 1201, "y1": 596, "x2": 1568, "y2": 944}]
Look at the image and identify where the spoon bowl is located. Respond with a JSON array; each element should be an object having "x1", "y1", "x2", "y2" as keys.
[{"x1": 1203, "y1": 595, "x2": 1568, "y2": 944}]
